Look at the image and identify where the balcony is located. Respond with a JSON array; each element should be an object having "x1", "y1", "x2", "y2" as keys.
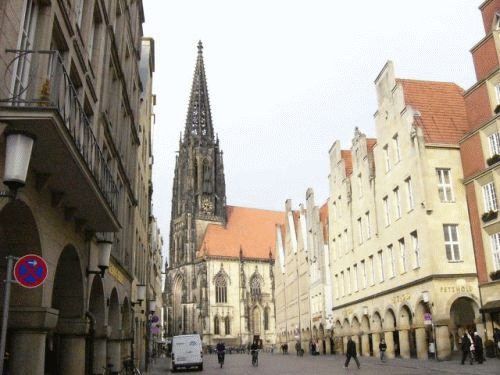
[{"x1": 0, "y1": 50, "x2": 119, "y2": 231}]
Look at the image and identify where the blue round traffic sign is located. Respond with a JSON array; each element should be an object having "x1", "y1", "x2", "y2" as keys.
[{"x1": 14, "y1": 254, "x2": 48, "y2": 288}]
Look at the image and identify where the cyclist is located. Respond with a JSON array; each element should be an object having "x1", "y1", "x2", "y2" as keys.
[
  {"x1": 216, "y1": 341, "x2": 225, "y2": 368},
  {"x1": 250, "y1": 340, "x2": 259, "y2": 366}
]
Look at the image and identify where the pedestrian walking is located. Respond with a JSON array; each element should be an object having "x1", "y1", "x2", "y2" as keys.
[
  {"x1": 473, "y1": 332, "x2": 484, "y2": 364},
  {"x1": 379, "y1": 338, "x2": 387, "y2": 362},
  {"x1": 345, "y1": 338, "x2": 360, "y2": 369},
  {"x1": 494, "y1": 328, "x2": 500, "y2": 357},
  {"x1": 461, "y1": 332, "x2": 473, "y2": 365}
]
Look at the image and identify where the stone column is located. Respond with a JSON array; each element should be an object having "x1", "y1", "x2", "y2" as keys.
[
  {"x1": 372, "y1": 332, "x2": 381, "y2": 358},
  {"x1": 10, "y1": 331, "x2": 46, "y2": 375},
  {"x1": 94, "y1": 338, "x2": 107, "y2": 374},
  {"x1": 398, "y1": 329, "x2": 410, "y2": 359},
  {"x1": 56, "y1": 317, "x2": 88, "y2": 375},
  {"x1": 8, "y1": 307, "x2": 59, "y2": 375},
  {"x1": 361, "y1": 334, "x2": 370, "y2": 357},
  {"x1": 415, "y1": 327, "x2": 427, "y2": 359},
  {"x1": 385, "y1": 331, "x2": 395, "y2": 359},
  {"x1": 107, "y1": 339, "x2": 121, "y2": 372},
  {"x1": 435, "y1": 324, "x2": 451, "y2": 360},
  {"x1": 325, "y1": 337, "x2": 331, "y2": 354}
]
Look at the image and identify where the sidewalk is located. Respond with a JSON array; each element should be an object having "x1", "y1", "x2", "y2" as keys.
[{"x1": 142, "y1": 356, "x2": 170, "y2": 375}]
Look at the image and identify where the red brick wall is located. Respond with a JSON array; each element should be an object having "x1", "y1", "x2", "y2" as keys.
[
  {"x1": 464, "y1": 84, "x2": 491, "y2": 130},
  {"x1": 460, "y1": 133, "x2": 485, "y2": 178},
  {"x1": 465, "y1": 183, "x2": 488, "y2": 284},
  {"x1": 471, "y1": 35, "x2": 499, "y2": 81},
  {"x1": 481, "y1": 0, "x2": 500, "y2": 34}
]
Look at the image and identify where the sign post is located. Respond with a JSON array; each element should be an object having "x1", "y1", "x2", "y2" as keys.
[
  {"x1": 1, "y1": 254, "x2": 48, "y2": 371},
  {"x1": 0, "y1": 256, "x2": 16, "y2": 372}
]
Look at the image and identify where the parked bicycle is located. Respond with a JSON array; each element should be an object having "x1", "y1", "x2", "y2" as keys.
[{"x1": 123, "y1": 357, "x2": 141, "y2": 375}]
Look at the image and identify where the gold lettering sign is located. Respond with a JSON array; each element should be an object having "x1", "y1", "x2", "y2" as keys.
[
  {"x1": 391, "y1": 293, "x2": 411, "y2": 305},
  {"x1": 439, "y1": 285, "x2": 473, "y2": 293},
  {"x1": 109, "y1": 263, "x2": 126, "y2": 285}
]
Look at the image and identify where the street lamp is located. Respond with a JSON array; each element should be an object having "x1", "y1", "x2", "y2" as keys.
[
  {"x1": 131, "y1": 285, "x2": 147, "y2": 307},
  {"x1": 1, "y1": 129, "x2": 36, "y2": 199},
  {"x1": 86, "y1": 240, "x2": 113, "y2": 278},
  {"x1": 0, "y1": 128, "x2": 36, "y2": 372}
]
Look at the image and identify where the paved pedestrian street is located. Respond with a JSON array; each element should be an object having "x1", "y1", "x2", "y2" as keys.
[{"x1": 144, "y1": 352, "x2": 500, "y2": 375}]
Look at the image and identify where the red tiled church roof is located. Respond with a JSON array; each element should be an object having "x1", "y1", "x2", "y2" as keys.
[
  {"x1": 341, "y1": 150, "x2": 353, "y2": 177},
  {"x1": 198, "y1": 206, "x2": 285, "y2": 260},
  {"x1": 319, "y1": 202, "x2": 329, "y2": 242},
  {"x1": 397, "y1": 79, "x2": 469, "y2": 144}
]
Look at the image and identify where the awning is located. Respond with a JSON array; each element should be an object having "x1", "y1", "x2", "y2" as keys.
[{"x1": 480, "y1": 300, "x2": 500, "y2": 313}]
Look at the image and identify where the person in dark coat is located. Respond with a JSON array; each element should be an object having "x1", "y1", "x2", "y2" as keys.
[
  {"x1": 345, "y1": 338, "x2": 360, "y2": 369},
  {"x1": 473, "y1": 332, "x2": 484, "y2": 364},
  {"x1": 379, "y1": 338, "x2": 387, "y2": 362},
  {"x1": 461, "y1": 332, "x2": 473, "y2": 365}
]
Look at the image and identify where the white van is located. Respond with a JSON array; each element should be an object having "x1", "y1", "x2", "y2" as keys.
[{"x1": 171, "y1": 334, "x2": 203, "y2": 372}]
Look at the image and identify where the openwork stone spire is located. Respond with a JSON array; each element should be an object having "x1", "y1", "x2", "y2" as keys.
[{"x1": 184, "y1": 41, "x2": 214, "y2": 145}]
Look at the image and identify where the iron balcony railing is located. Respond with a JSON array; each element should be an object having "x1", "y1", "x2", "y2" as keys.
[{"x1": 0, "y1": 49, "x2": 118, "y2": 217}]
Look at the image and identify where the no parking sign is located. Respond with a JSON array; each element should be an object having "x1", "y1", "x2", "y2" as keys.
[{"x1": 14, "y1": 254, "x2": 48, "y2": 288}]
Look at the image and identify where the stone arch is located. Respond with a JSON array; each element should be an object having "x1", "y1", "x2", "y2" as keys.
[
  {"x1": 88, "y1": 275, "x2": 106, "y2": 374},
  {"x1": 172, "y1": 273, "x2": 187, "y2": 335},
  {"x1": 0, "y1": 200, "x2": 43, "y2": 308},
  {"x1": 108, "y1": 288, "x2": 120, "y2": 339},
  {"x1": 383, "y1": 309, "x2": 396, "y2": 331},
  {"x1": 121, "y1": 297, "x2": 132, "y2": 337},
  {"x1": 47, "y1": 245, "x2": 85, "y2": 374},
  {"x1": 398, "y1": 304, "x2": 412, "y2": 330},
  {"x1": 52, "y1": 245, "x2": 85, "y2": 320},
  {"x1": 449, "y1": 296, "x2": 479, "y2": 352},
  {"x1": 371, "y1": 312, "x2": 382, "y2": 333}
]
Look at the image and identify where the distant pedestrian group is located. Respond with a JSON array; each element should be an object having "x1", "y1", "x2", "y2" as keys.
[{"x1": 461, "y1": 330, "x2": 484, "y2": 365}]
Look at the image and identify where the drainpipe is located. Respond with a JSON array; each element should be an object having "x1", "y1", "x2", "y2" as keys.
[{"x1": 85, "y1": 311, "x2": 96, "y2": 375}]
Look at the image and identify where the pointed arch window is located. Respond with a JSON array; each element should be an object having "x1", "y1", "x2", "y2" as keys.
[
  {"x1": 215, "y1": 274, "x2": 227, "y2": 303},
  {"x1": 214, "y1": 316, "x2": 220, "y2": 335},
  {"x1": 202, "y1": 160, "x2": 211, "y2": 193},
  {"x1": 264, "y1": 307, "x2": 270, "y2": 331},
  {"x1": 250, "y1": 276, "x2": 261, "y2": 301},
  {"x1": 224, "y1": 316, "x2": 231, "y2": 335}
]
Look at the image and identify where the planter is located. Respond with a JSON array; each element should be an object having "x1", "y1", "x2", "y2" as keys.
[
  {"x1": 482, "y1": 210, "x2": 498, "y2": 223},
  {"x1": 487, "y1": 154, "x2": 500, "y2": 166},
  {"x1": 490, "y1": 269, "x2": 500, "y2": 281}
]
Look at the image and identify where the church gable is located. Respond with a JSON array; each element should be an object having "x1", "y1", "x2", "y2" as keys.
[{"x1": 198, "y1": 206, "x2": 285, "y2": 260}]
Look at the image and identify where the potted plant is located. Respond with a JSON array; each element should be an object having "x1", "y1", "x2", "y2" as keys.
[
  {"x1": 482, "y1": 210, "x2": 498, "y2": 223},
  {"x1": 487, "y1": 154, "x2": 500, "y2": 166},
  {"x1": 490, "y1": 269, "x2": 500, "y2": 281}
]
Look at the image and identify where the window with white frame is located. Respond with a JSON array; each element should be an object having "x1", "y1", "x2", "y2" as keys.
[
  {"x1": 399, "y1": 238, "x2": 407, "y2": 273},
  {"x1": 489, "y1": 233, "x2": 500, "y2": 271},
  {"x1": 358, "y1": 174, "x2": 363, "y2": 198},
  {"x1": 405, "y1": 177, "x2": 414, "y2": 211},
  {"x1": 332, "y1": 239, "x2": 336, "y2": 260},
  {"x1": 333, "y1": 201, "x2": 337, "y2": 221},
  {"x1": 489, "y1": 132, "x2": 500, "y2": 156},
  {"x1": 365, "y1": 211, "x2": 371, "y2": 239},
  {"x1": 383, "y1": 145, "x2": 391, "y2": 172},
  {"x1": 483, "y1": 182, "x2": 498, "y2": 212},
  {"x1": 393, "y1": 134, "x2": 401, "y2": 163},
  {"x1": 437, "y1": 168, "x2": 454, "y2": 202},
  {"x1": 353, "y1": 264, "x2": 358, "y2": 292},
  {"x1": 394, "y1": 187, "x2": 401, "y2": 219},
  {"x1": 344, "y1": 229, "x2": 349, "y2": 253},
  {"x1": 383, "y1": 196, "x2": 390, "y2": 226},
  {"x1": 357, "y1": 218, "x2": 363, "y2": 244},
  {"x1": 378, "y1": 250, "x2": 385, "y2": 282},
  {"x1": 496, "y1": 84, "x2": 500, "y2": 103},
  {"x1": 335, "y1": 274, "x2": 339, "y2": 299},
  {"x1": 346, "y1": 268, "x2": 351, "y2": 295},
  {"x1": 338, "y1": 234, "x2": 342, "y2": 257},
  {"x1": 411, "y1": 231, "x2": 420, "y2": 269},
  {"x1": 338, "y1": 196, "x2": 342, "y2": 217},
  {"x1": 369, "y1": 255, "x2": 375, "y2": 285},
  {"x1": 388, "y1": 244, "x2": 396, "y2": 278},
  {"x1": 340, "y1": 271, "x2": 345, "y2": 296},
  {"x1": 443, "y1": 224, "x2": 461, "y2": 261},
  {"x1": 360, "y1": 260, "x2": 367, "y2": 288}
]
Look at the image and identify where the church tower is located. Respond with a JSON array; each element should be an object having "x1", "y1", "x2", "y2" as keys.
[{"x1": 167, "y1": 41, "x2": 226, "y2": 335}]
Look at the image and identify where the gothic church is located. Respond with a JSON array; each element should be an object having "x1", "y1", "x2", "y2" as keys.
[{"x1": 165, "y1": 42, "x2": 284, "y2": 348}]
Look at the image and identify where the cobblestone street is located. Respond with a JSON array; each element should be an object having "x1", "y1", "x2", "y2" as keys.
[{"x1": 144, "y1": 352, "x2": 500, "y2": 375}]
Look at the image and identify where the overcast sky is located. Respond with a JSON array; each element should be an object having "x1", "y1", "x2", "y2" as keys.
[{"x1": 142, "y1": 0, "x2": 485, "y2": 255}]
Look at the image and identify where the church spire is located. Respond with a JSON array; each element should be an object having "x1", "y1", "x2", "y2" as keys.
[{"x1": 184, "y1": 41, "x2": 214, "y2": 145}]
